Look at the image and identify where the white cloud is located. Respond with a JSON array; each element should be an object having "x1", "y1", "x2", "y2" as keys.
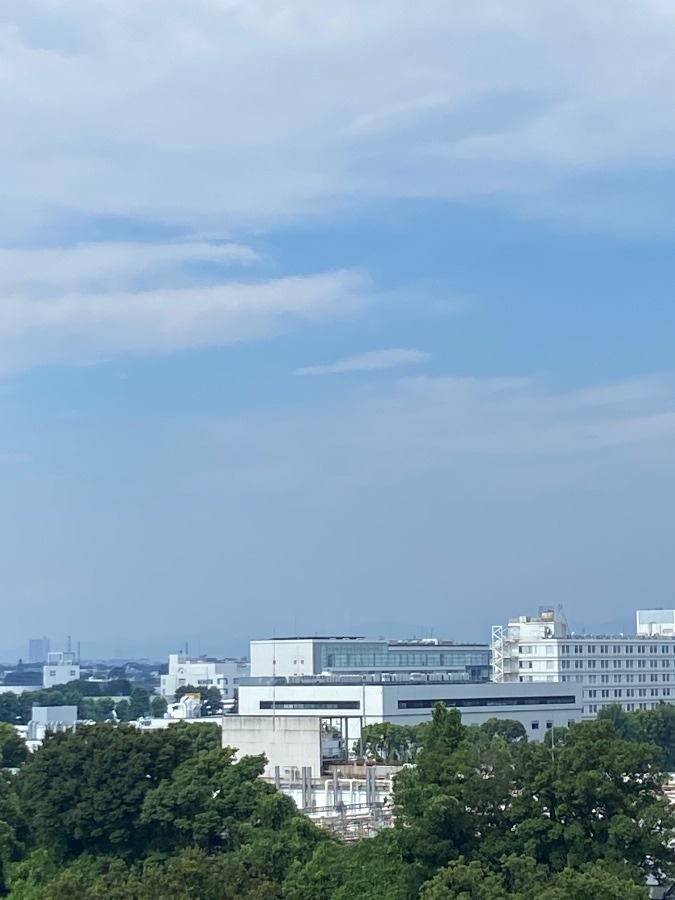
[
  {"x1": 0, "y1": 266, "x2": 368, "y2": 374},
  {"x1": 0, "y1": 2, "x2": 675, "y2": 235},
  {"x1": 295, "y1": 348, "x2": 429, "y2": 376},
  {"x1": 0, "y1": 240, "x2": 257, "y2": 296}
]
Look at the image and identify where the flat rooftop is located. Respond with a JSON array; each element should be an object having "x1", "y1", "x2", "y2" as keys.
[{"x1": 254, "y1": 637, "x2": 488, "y2": 647}]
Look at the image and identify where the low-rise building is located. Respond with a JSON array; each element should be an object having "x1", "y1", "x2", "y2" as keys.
[
  {"x1": 250, "y1": 636, "x2": 491, "y2": 681},
  {"x1": 159, "y1": 653, "x2": 250, "y2": 700},
  {"x1": 24, "y1": 705, "x2": 78, "y2": 751},
  {"x1": 43, "y1": 652, "x2": 80, "y2": 688},
  {"x1": 236, "y1": 676, "x2": 581, "y2": 741}
]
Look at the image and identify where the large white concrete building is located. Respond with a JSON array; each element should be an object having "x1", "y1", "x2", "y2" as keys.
[
  {"x1": 236, "y1": 677, "x2": 581, "y2": 741},
  {"x1": 250, "y1": 636, "x2": 491, "y2": 682},
  {"x1": 160, "y1": 653, "x2": 250, "y2": 700},
  {"x1": 492, "y1": 607, "x2": 675, "y2": 718}
]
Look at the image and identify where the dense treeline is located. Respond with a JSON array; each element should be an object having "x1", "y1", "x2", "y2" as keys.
[
  {"x1": 0, "y1": 682, "x2": 167, "y2": 725},
  {"x1": 598, "y1": 702, "x2": 675, "y2": 769},
  {"x1": 0, "y1": 707, "x2": 674, "y2": 897}
]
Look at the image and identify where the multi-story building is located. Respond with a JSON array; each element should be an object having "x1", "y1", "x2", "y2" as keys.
[
  {"x1": 492, "y1": 607, "x2": 675, "y2": 718},
  {"x1": 43, "y1": 651, "x2": 80, "y2": 688},
  {"x1": 28, "y1": 637, "x2": 50, "y2": 664},
  {"x1": 159, "y1": 653, "x2": 250, "y2": 700},
  {"x1": 250, "y1": 636, "x2": 491, "y2": 682}
]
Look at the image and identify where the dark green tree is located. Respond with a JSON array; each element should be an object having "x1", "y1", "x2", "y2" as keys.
[
  {"x1": 16, "y1": 723, "x2": 220, "y2": 862},
  {"x1": 284, "y1": 831, "x2": 408, "y2": 900},
  {"x1": 149, "y1": 696, "x2": 167, "y2": 718},
  {"x1": 128, "y1": 690, "x2": 151, "y2": 720},
  {"x1": 0, "y1": 723, "x2": 28, "y2": 768},
  {"x1": 508, "y1": 719, "x2": 675, "y2": 880},
  {"x1": 115, "y1": 700, "x2": 131, "y2": 722}
]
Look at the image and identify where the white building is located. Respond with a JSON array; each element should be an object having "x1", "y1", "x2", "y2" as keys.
[
  {"x1": 43, "y1": 652, "x2": 80, "y2": 688},
  {"x1": 24, "y1": 705, "x2": 78, "y2": 752},
  {"x1": 160, "y1": 653, "x2": 250, "y2": 700},
  {"x1": 637, "y1": 609, "x2": 675, "y2": 637},
  {"x1": 236, "y1": 677, "x2": 581, "y2": 742},
  {"x1": 492, "y1": 607, "x2": 675, "y2": 718},
  {"x1": 250, "y1": 636, "x2": 491, "y2": 682}
]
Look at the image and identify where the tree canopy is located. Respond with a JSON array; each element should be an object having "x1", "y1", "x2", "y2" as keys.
[{"x1": 0, "y1": 707, "x2": 672, "y2": 897}]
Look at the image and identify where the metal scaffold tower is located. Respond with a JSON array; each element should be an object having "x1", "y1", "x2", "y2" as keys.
[{"x1": 491, "y1": 625, "x2": 506, "y2": 683}]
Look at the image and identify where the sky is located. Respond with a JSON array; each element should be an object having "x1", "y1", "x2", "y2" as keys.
[{"x1": 2, "y1": 0, "x2": 675, "y2": 660}]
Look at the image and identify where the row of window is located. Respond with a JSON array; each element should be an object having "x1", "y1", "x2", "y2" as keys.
[
  {"x1": 585, "y1": 687, "x2": 670, "y2": 699},
  {"x1": 560, "y1": 659, "x2": 671, "y2": 669},
  {"x1": 562, "y1": 643, "x2": 671, "y2": 655},
  {"x1": 321, "y1": 646, "x2": 490, "y2": 670},
  {"x1": 561, "y1": 673, "x2": 672, "y2": 683},
  {"x1": 520, "y1": 643, "x2": 675, "y2": 655},
  {"x1": 586, "y1": 702, "x2": 658, "y2": 713}
]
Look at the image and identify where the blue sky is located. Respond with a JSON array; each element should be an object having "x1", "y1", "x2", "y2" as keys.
[{"x1": 2, "y1": 1, "x2": 675, "y2": 659}]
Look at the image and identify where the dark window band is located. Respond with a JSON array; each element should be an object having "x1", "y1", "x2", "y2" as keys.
[
  {"x1": 398, "y1": 695, "x2": 576, "y2": 710},
  {"x1": 259, "y1": 700, "x2": 360, "y2": 710}
]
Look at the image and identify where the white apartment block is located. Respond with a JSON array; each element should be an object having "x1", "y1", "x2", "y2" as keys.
[
  {"x1": 492, "y1": 607, "x2": 675, "y2": 718},
  {"x1": 160, "y1": 653, "x2": 250, "y2": 700}
]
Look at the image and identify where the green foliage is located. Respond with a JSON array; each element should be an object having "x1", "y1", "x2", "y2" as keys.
[
  {"x1": 0, "y1": 682, "x2": 134, "y2": 727},
  {"x1": 16, "y1": 723, "x2": 220, "y2": 862},
  {"x1": 0, "y1": 703, "x2": 672, "y2": 900},
  {"x1": 284, "y1": 831, "x2": 408, "y2": 900},
  {"x1": 599, "y1": 701, "x2": 675, "y2": 769},
  {"x1": 509, "y1": 720, "x2": 675, "y2": 879},
  {"x1": 419, "y1": 856, "x2": 650, "y2": 899},
  {"x1": 141, "y1": 749, "x2": 273, "y2": 852},
  {"x1": 357, "y1": 722, "x2": 428, "y2": 763},
  {"x1": 128, "y1": 690, "x2": 151, "y2": 720},
  {"x1": 149, "y1": 696, "x2": 167, "y2": 718},
  {"x1": 0, "y1": 725, "x2": 27, "y2": 769}
]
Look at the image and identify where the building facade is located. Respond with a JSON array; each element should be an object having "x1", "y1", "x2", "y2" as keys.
[
  {"x1": 236, "y1": 677, "x2": 581, "y2": 741},
  {"x1": 250, "y1": 636, "x2": 491, "y2": 682},
  {"x1": 160, "y1": 653, "x2": 250, "y2": 700},
  {"x1": 43, "y1": 652, "x2": 80, "y2": 688},
  {"x1": 492, "y1": 607, "x2": 675, "y2": 718}
]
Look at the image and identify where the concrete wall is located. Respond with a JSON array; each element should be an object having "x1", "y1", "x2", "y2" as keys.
[
  {"x1": 250, "y1": 640, "x2": 317, "y2": 677},
  {"x1": 221, "y1": 715, "x2": 324, "y2": 776},
  {"x1": 43, "y1": 663, "x2": 80, "y2": 688},
  {"x1": 31, "y1": 705, "x2": 78, "y2": 726}
]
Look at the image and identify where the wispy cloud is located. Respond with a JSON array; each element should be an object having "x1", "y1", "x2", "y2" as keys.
[
  {"x1": 1, "y1": 2, "x2": 675, "y2": 236},
  {"x1": 295, "y1": 348, "x2": 429, "y2": 377},
  {"x1": 0, "y1": 264, "x2": 369, "y2": 374},
  {"x1": 0, "y1": 241, "x2": 257, "y2": 296}
]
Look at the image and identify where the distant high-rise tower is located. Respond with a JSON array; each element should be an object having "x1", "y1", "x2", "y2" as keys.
[{"x1": 28, "y1": 637, "x2": 50, "y2": 664}]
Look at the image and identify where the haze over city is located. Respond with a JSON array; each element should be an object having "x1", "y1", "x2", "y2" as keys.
[{"x1": 2, "y1": 1, "x2": 675, "y2": 660}]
